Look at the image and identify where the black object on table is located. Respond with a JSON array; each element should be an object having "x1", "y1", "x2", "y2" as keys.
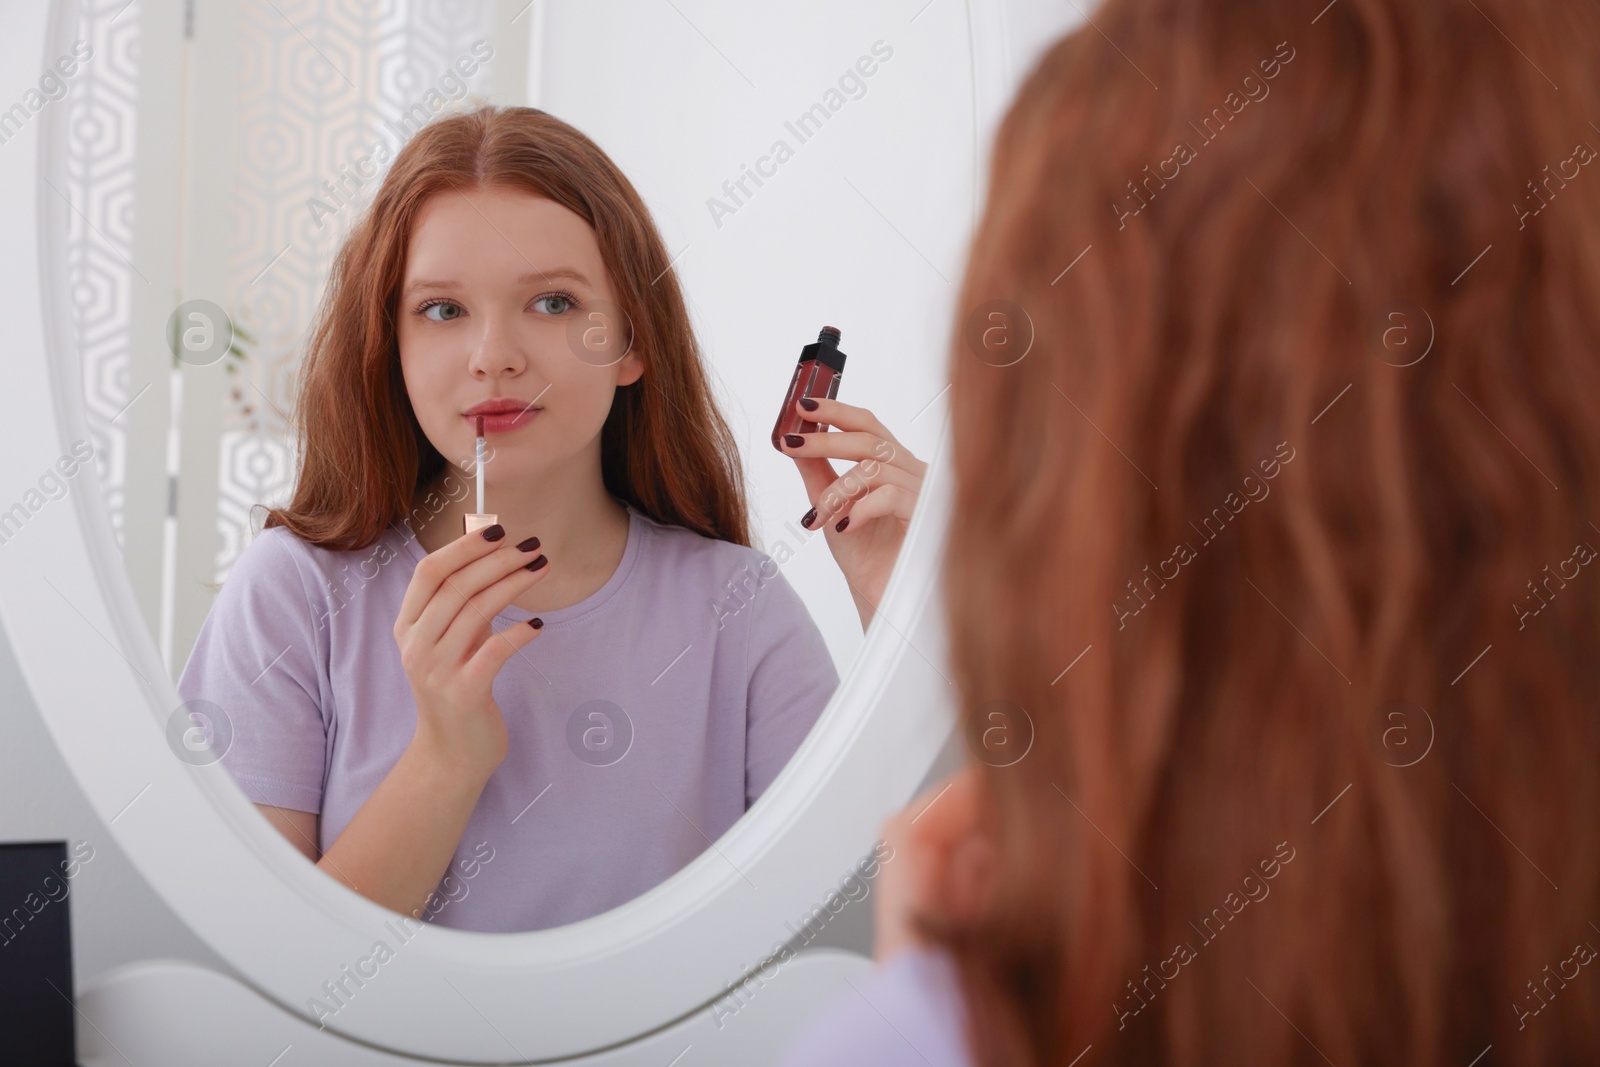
[{"x1": 0, "y1": 841, "x2": 81, "y2": 1066}]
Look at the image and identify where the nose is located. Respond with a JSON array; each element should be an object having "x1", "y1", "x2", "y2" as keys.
[{"x1": 465, "y1": 309, "x2": 528, "y2": 380}]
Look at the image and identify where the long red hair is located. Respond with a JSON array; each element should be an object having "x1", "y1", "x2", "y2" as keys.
[
  {"x1": 935, "y1": 0, "x2": 1600, "y2": 1062},
  {"x1": 263, "y1": 106, "x2": 749, "y2": 549}
]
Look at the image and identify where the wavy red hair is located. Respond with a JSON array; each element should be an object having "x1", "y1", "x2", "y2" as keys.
[{"x1": 934, "y1": 1, "x2": 1600, "y2": 1063}]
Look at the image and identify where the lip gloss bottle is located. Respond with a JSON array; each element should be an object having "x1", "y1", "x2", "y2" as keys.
[
  {"x1": 772, "y1": 326, "x2": 847, "y2": 452},
  {"x1": 463, "y1": 415, "x2": 499, "y2": 535}
]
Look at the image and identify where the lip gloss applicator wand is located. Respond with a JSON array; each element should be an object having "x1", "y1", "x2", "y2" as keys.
[{"x1": 463, "y1": 415, "x2": 499, "y2": 535}]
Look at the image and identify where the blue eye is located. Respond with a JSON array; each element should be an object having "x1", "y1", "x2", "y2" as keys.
[
  {"x1": 418, "y1": 300, "x2": 463, "y2": 321},
  {"x1": 533, "y1": 292, "x2": 576, "y2": 315}
]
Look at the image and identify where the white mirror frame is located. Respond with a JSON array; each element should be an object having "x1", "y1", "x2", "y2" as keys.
[{"x1": 0, "y1": 1, "x2": 1015, "y2": 1060}]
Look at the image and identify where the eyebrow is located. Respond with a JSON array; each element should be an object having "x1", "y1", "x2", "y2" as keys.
[{"x1": 404, "y1": 267, "x2": 594, "y2": 294}]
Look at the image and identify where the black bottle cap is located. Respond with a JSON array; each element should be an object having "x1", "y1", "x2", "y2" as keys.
[{"x1": 802, "y1": 325, "x2": 846, "y2": 373}]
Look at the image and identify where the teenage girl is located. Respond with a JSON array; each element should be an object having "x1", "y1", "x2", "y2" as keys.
[{"x1": 178, "y1": 105, "x2": 928, "y2": 933}]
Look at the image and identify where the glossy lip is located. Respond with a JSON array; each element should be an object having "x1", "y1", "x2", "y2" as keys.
[
  {"x1": 465, "y1": 408, "x2": 539, "y2": 433},
  {"x1": 463, "y1": 398, "x2": 541, "y2": 418}
]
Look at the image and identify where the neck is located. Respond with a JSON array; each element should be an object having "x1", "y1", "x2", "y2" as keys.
[{"x1": 409, "y1": 446, "x2": 630, "y2": 601}]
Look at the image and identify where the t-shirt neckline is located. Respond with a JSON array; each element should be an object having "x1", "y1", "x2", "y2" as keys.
[{"x1": 396, "y1": 503, "x2": 644, "y2": 627}]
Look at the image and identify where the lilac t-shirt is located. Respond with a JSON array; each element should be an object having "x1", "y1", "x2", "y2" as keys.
[
  {"x1": 777, "y1": 946, "x2": 974, "y2": 1066},
  {"x1": 176, "y1": 501, "x2": 839, "y2": 932}
]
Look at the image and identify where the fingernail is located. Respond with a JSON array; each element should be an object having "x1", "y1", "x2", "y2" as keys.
[
  {"x1": 800, "y1": 507, "x2": 816, "y2": 529},
  {"x1": 525, "y1": 555, "x2": 548, "y2": 571},
  {"x1": 482, "y1": 524, "x2": 505, "y2": 541},
  {"x1": 784, "y1": 433, "x2": 805, "y2": 448},
  {"x1": 528, "y1": 617, "x2": 544, "y2": 629},
  {"x1": 835, "y1": 516, "x2": 849, "y2": 532},
  {"x1": 798, "y1": 397, "x2": 819, "y2": 411},
  {"x1": 516, "y1": 535, "x2": 541, "y2": 552}
]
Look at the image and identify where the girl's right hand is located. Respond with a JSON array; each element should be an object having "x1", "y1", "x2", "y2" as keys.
[{"x1": 392, "y1": 523, "x2": 549, "y2": 777}]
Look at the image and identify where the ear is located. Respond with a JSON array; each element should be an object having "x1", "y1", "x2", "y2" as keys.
[{"x1": 616, "y1": 347, "x2": 645, "y2": 388}]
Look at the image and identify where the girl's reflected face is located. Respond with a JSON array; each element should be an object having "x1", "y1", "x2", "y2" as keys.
[{"x1": 397, "y1": 185, "x2": 642, "y2": 488}]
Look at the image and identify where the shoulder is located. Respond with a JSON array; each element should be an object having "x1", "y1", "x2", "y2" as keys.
[
  {"x1": 632, "y1": 510, "x2": 791, "y2": 592},
  {"x1": 222, "y1": 524, "x2": 412, "y2": 605},
  {"x1": 222, "y1": 524, "x2": 313, "y2": 588},
  {"x1": 631, "y1": 510, "x2": 815, "y2": 631},
  {"x1": 776, "y1": 947, "x2": 973, "y2": 1067}
]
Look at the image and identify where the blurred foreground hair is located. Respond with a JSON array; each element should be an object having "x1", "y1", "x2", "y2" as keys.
[{"x1": 936, "y1": 1, "x2": 1600, "y2": 1062}]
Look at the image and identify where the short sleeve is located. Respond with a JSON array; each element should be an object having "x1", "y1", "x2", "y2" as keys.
[
  {"x1": 176, "y1": 529, "x2": 330, "y2": 814},
  {"x1": 743, "y1": 558, "x2": 840, "y2": 806}
]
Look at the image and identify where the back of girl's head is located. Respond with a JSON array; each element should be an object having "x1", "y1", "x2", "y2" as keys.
[
  {"x1": 263, "y1": 105, "x2": 748, "y2": 550},
  {"x1": 939, "y1": 0, "x2": 1600, "y2": 1062}
]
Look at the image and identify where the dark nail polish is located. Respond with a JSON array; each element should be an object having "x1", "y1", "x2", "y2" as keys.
[
  {"x1": 801, "y1": 507, "x2": 816, "y2": 529},
  {"x1": 525, "y1": 555, "x2": 548, "y2": 571},
  {"x1": 835, "y1": 516, "x2": 849, "y2": 532},
  {"x1": 482, "y1": 524, "x2": 505, "y2": 541},
  {"x1": 798, "y1": 396, "x2": 819, "y2": 411},
  {"x1": 516, "y1": 535, "x2": 541, "y2": 552},
  {"x1": 784, "y1": 433, "x2": 805, "y2": 448},
  {"x1": 528, "y1": 617, "x2": 544, "y2": 629}
]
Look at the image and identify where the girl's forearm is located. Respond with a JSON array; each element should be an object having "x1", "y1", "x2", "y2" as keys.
[{"x1": 317, "y1": 736, "x2": 494, "y2": 920}]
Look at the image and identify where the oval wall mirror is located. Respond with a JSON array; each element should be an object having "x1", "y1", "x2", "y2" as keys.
[{"x1": 0, "y1": 0, "x2": 1015, "y2": 1059}]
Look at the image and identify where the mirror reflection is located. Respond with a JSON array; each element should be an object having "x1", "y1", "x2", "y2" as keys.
[
  {"x1": 176, "y1": 107, "x2": 923, "y2": 933},
  {"x1": 66, "y1": 3, "x2": 952, "y2": 934}
]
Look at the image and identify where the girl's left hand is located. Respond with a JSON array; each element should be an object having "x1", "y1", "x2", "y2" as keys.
[
  {"x1": 779, "y1": 396, "x2": 928, "y2": 630},
  {"x1": 873, "y1": 766, "x2": 995, "y2": 963}
]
